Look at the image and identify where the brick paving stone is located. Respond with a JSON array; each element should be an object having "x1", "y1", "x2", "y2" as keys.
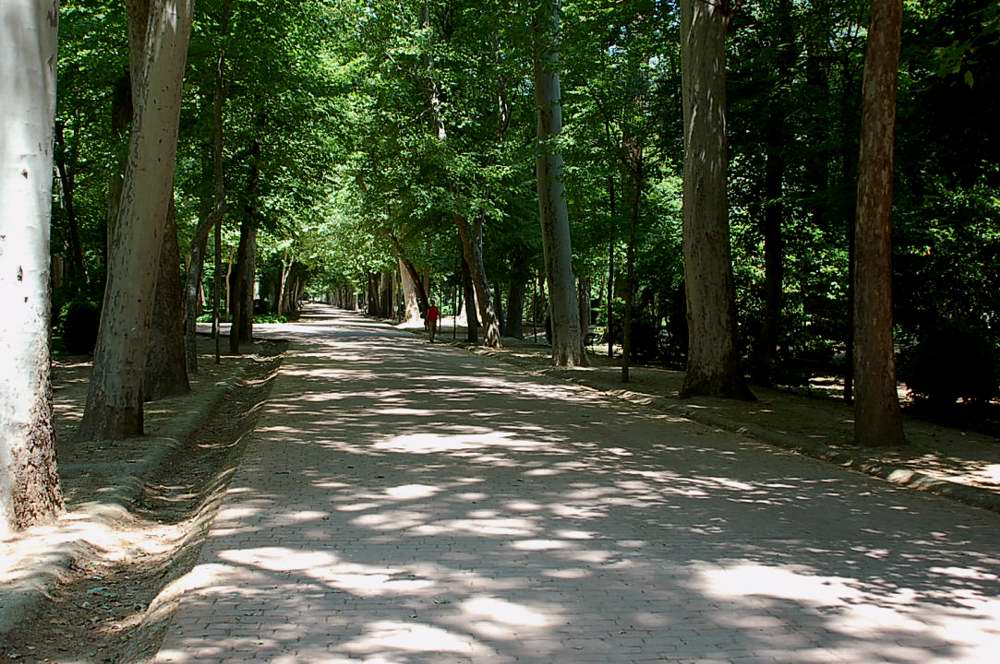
[{"x1": 156, "y1": 306, "x2": 1000, "y2": 663}]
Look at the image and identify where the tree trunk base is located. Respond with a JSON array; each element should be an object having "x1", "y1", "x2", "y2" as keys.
[
  {"x1": 680, "y1": 371, "x2": 756, "y2": 401},
  {"x1": 78, "y1": 398, "x2": 144, "y2": 441}
]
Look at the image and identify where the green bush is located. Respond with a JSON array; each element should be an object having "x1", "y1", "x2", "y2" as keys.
[
  {"x1": 899, "y1": 320, "x2": 1000, "y2": 407},
  {"x1": 61, "y1": 299, "x2": 100, "y2": 355}
]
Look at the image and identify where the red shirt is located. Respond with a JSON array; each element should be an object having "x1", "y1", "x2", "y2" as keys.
[{"x1": 426, "y1": 306, "x2": 440, "y2": 322}]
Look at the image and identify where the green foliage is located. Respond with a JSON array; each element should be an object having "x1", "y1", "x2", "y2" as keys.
[
  {"x1": 48, "y1": 0, "x2": 1000, "y2": 409},
  {"x1": 899, "y1": 320, "x2": 1000, "y2": 406}
]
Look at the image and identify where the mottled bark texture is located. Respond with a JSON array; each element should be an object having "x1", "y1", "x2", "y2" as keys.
[
  {"x1": 145, "y1": 204, "x2": 190, "y2": 400},
  {"x1": 679, "y1": 0, "x2": 753, "y2": 400},
  {"x1": 0, "y1": 0, "x2": 64, "y2": 535},
  {"x1": 533, "y1": 0, "x2": 584, "y2": 367},
  {"x1": 80, "y1": 0, "x2": 195, "y2": 439},
  {"x1": 853, "y1": 0, "x2": 905, "y2": 447}
]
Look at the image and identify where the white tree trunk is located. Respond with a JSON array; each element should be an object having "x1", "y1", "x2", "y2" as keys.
[
  {"x1": 80, "y1": 0, "x2": 195, "y2": 440},
  {"x1": 0, "y1": 0, "x2": 64, "y2": 536},
  {"x1": 399, "y1": 258, "x2": 422, "y2": 323},
  {"x1": 533, "y1": 0, "x2": 584, "y2": 367}
]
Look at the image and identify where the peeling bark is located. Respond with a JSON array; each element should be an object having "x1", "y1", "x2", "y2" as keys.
[{"x1": 0, "y1": 0, "x2": 64, "y2": 535}]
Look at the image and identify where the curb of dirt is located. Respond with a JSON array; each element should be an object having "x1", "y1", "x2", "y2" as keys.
[
  {"x1": 411, "y1": 328, "x2": 1000, "y2": 516},
  {"x1": 0, "y1": 350, "x2": 266, "y2": 639},
  {"x1": 571, "y1": 380, "x2": 1000, "y2": 515}
]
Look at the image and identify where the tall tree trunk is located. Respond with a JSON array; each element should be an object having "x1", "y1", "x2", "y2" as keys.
[
  {"x1": 853, "y1": 0, "x2": 905, "y2": 447},
  {"x1": 237, "y1": 230, "x2": 256, "y2": 343},
  {"x1": 214, "y1": 215, "x2": 221, "y2": 364},
  {"x1": 758, "y1": 128, "x2": 785, "y2": 386},
  {"x1": 54, "y1": 120, "x2": 87, "y2": 290},
  {"x1": 366, "y1": 273, "x2": 378, "y2": 317},
  {"x1": 186, "y1": 0, "x2": 229, "y2": 373},
  {"x1": 607, "y1": 173, "x2": 617, "y2": 359},
  {"x1": 229, "y1": 216, "x2": 256, "y2": 353},
  {"x1": 184, "y1": 205, "x2": 223, "y2": 371},
  {"x1": 840, "y1": 52, "x2": 862, "y2": 404},
  {"x1": 399, "y1": 258, "x2": 422, "y2": 322},
  {"x1": 145, "y1": 203, "x2": 189, "y2": 400},
  {"x1": 621, "y1": 165, "x2": 640, "y2": 383},
  {"x1": 507, "y1": 251, "x2": 529, "y2": 340},
  {"x1": 678, "y1": 0, "x2": 753, "y2": 400},
  {"x1": 80, "y1": 0, "x2": 196, "y2": 440},
  {"x1": 390, "y1": 234, "x2": 430, "y2": 315},
  {"x1": 276, "y1": 256, "x2": 290, "y2": 316},
  {"x1": 455, "y1": 216, "x2": 501, "y2": 347},
  {"x1": 578, "y1": 277, "x2": 591, "y2": 338},
  {"x1": 532, "y1": 0, "x2": 584, "y2": 367},
  {"x1": 229, "y1": 140, "x2": 260, "y2": 352},
  {"x1": 493, "y1": 283, "x2": 507, "y2": 337},
  {"x1": 461, "y1": 256, "x2": 479, "y2": 344},
  {"x1": 0, "y1": 0, "x2": 64, "y2": 536}
]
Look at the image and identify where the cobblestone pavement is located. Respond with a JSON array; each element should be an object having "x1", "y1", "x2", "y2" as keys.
[{"x1": 156, "y1": 306, "x2": 1000, "y2": 664}]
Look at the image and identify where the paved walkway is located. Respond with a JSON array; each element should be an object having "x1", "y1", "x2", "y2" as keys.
[{"x1": 157, "y1": 306, "x2": 1000, "y2": 664}]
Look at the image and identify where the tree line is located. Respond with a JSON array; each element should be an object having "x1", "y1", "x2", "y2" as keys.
[{"x1": 1, "y1": 0, "x2": 996, "y2": 536}]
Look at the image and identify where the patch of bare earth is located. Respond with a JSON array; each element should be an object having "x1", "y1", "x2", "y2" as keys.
[{"x1": 2, "y1": 342, "x2": 284, "y2": 664}]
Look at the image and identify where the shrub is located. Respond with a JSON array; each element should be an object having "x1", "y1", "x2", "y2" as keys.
[
  {"x1": 61, "y1": 299, "x2": 100, "y2": 355},
  {"x1": 899, "y1": 320, "x2": 1000, "y2": 407}
]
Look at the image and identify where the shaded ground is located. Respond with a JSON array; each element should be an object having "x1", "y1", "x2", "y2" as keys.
[
  {"x1": 1, "y1": 339, "x2": 284, "y2": 664},
  {"x1": 155, "y1": 306, "x2": 1000, "y2": 663},
  {"x1": 407, "y1": 317, "x2": 1000, "y2": 504}
]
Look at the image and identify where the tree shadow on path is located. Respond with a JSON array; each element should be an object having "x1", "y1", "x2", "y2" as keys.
[{"x1": 156, "y1": 306, "x2": 1000, "y2": 664}]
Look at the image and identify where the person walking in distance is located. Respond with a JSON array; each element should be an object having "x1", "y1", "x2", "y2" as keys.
[{"x1": 425, "y1": 301, "x2": 441, "y2": 343}]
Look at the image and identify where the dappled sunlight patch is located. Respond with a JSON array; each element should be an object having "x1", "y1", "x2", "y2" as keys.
[
  {"x1": 340, "y1": 620, "x2": 495, "y2": 657},
  {"x1": 219, "y1": 546, "x2": 338, "y2": 572},
  {"x1": 522, "y1": 467, "x2": 564, "y2": 477},
  {"x1": 352, "y1": 510, "x2": 428, "y2": 531},
  {"x1": 385, "y1": 484, "x2": 441, "y2": 500},
  {"x1": 461, "y1": 596, "x2": 554, "y2": 628},
  {"x1": 511, "y1": 539, "x2": 571, "y2": 551},
  {"x1": 374, "y1": 430, "x2": 546, "y2": 455},
  {"x1": 437, "y1": 516, "x2": 538, "y2": 537},
  {"x1": 698, "y1": 562, "x2": 866, "y2": 606}
]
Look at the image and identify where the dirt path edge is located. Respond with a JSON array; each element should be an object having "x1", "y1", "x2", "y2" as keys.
[{"x1": 0, "y1": 351, "x2": 269, "y2": 639}]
